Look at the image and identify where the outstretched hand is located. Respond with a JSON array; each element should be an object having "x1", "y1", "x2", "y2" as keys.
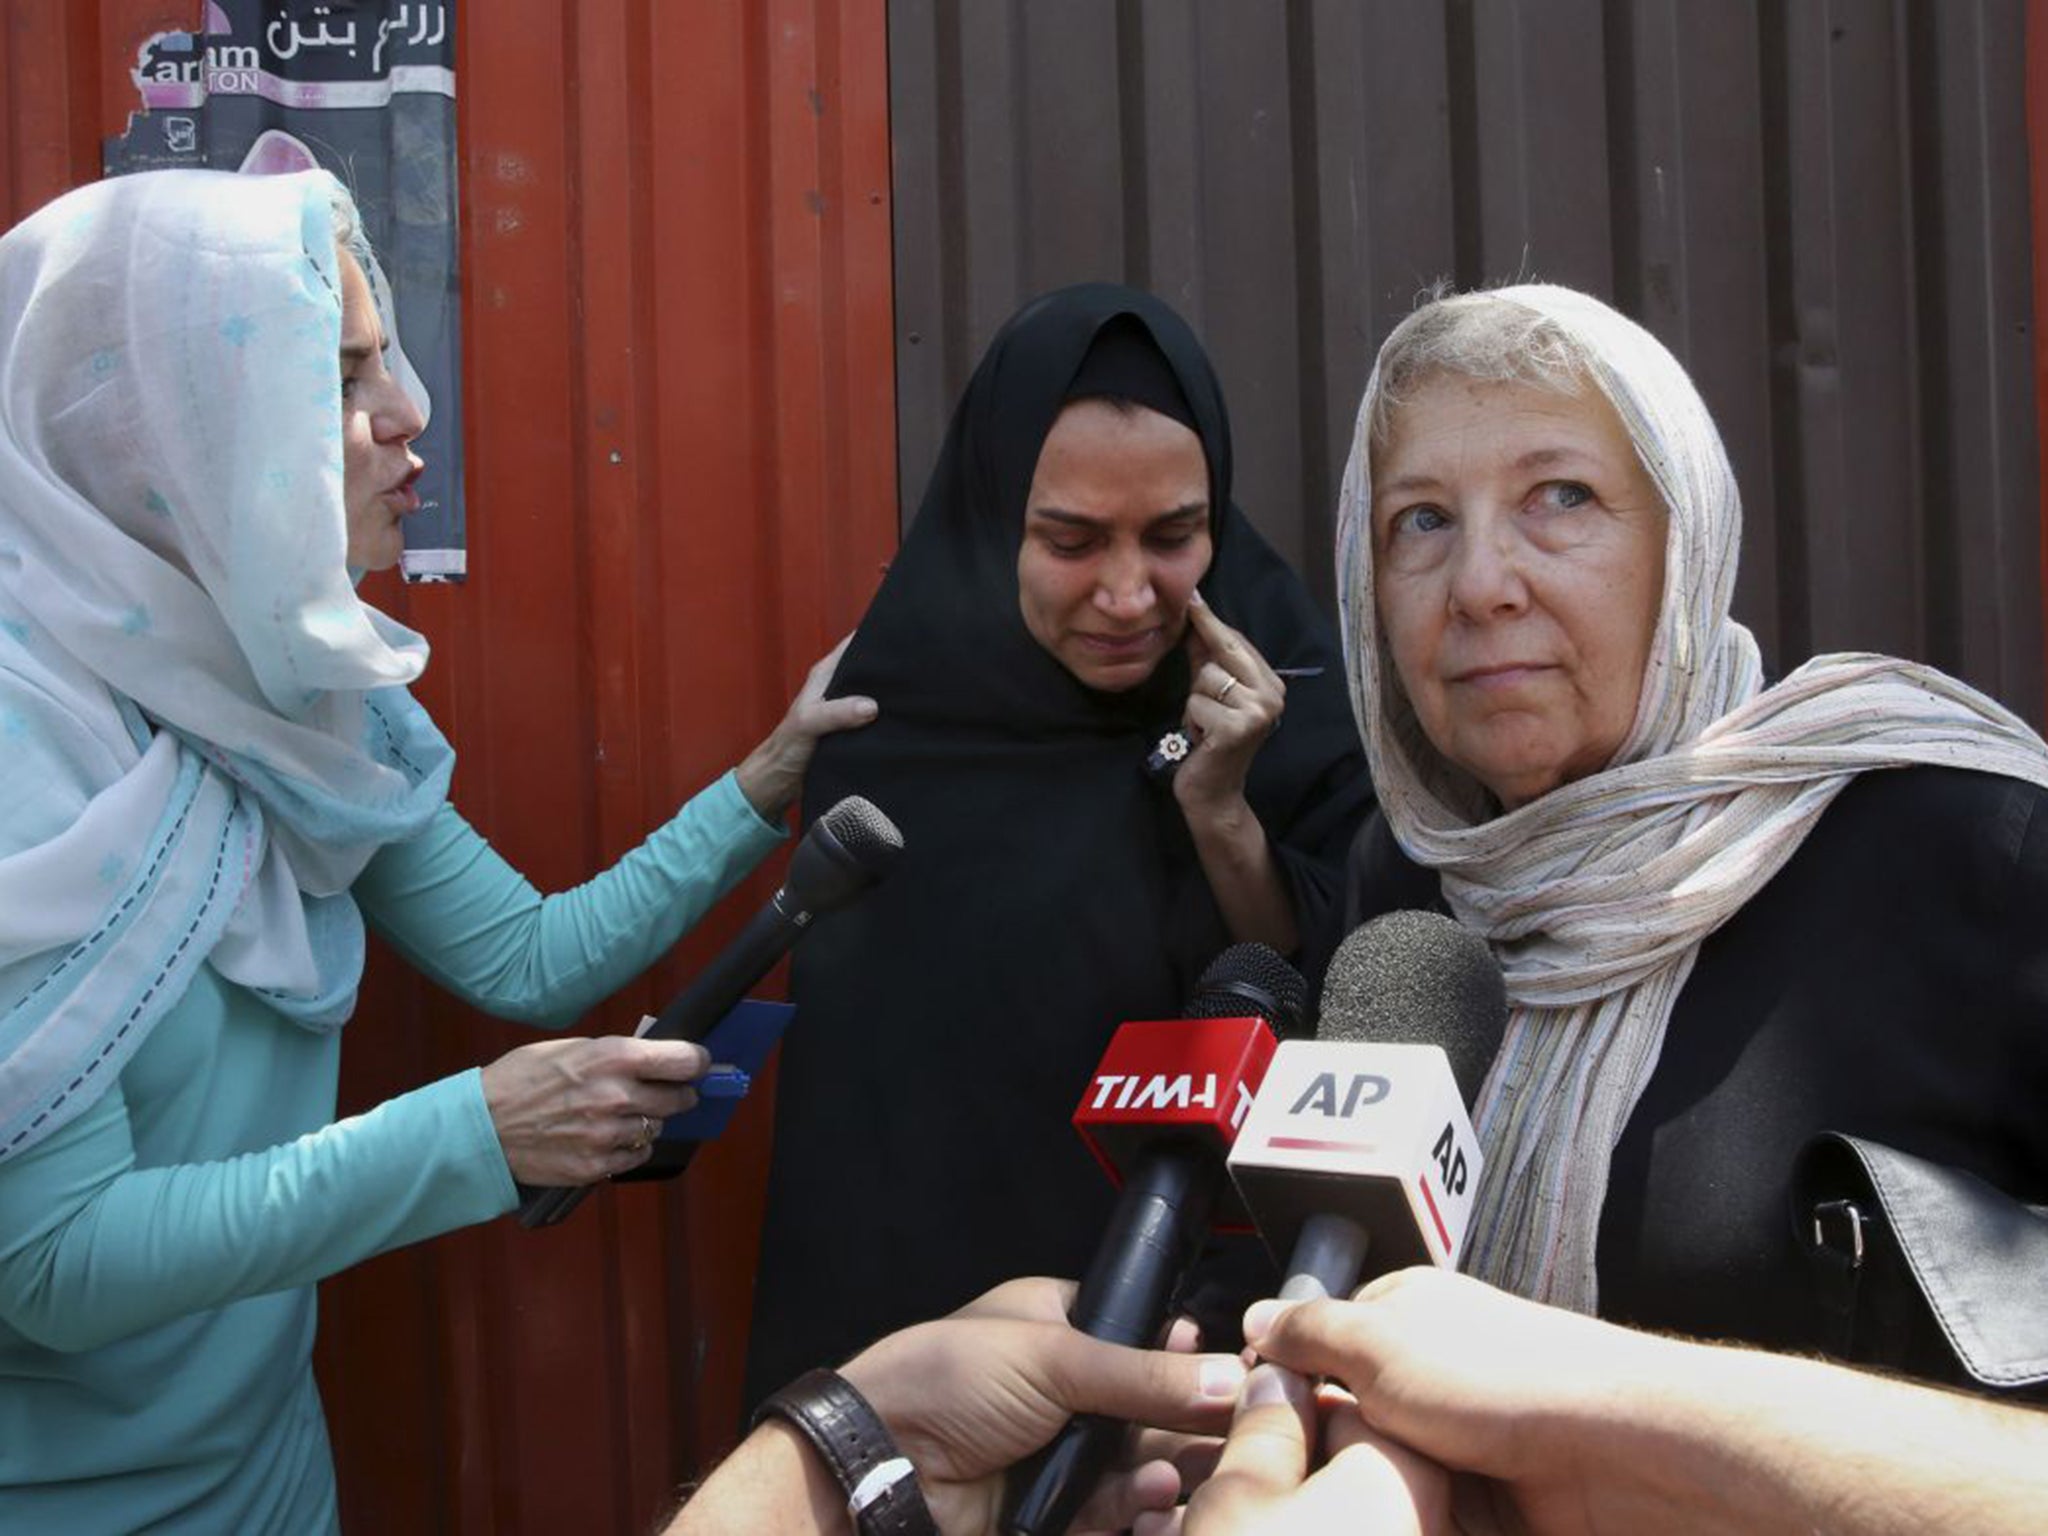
[
  {"x1": 840, "y1": 1276, "x2": 1244, "y2": 1535},
  {"x1": 1236, "y1": 1266, "x2": 2048, "y2": 1536},
  {"x1": 735, "y1": 634, "x2": 879, "y2": 820},
  {"x1": 1243, "y1": 1268, "x2": 1636, "y2": 1489},
  {"x1": 1242, "y1": 1268, "x2": 1665, "y2": 1536}
]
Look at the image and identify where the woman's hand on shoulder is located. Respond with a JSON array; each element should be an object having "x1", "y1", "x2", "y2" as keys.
[
  {"x1": 734, "y1": 634, "x2": 879, "y2": 822},
  {"x1": 479, "y1": 1030, "x2": 709, "y2": 1186},
  {"x1": 1172, "y1": 593, "x2": 1286, "y2": 821}
]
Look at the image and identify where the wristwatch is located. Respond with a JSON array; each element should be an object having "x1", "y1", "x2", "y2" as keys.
[{"x1": 752, "y1": 1368, "x2": 938, "y2": 1536}]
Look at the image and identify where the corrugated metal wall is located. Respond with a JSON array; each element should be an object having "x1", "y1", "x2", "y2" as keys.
[
  {"x1": 890, "y1": 0, "x2": 2046, "y2": 724},
  {"x1": 2, "y1": 2, "x2": 898, "y2": 1531},
  {"x1": 6, "y1": 1, "x2": 2048, "y2": 1531}
]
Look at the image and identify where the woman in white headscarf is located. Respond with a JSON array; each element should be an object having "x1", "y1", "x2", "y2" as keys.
[
  {"x1": 1332, "y1": 284, "x2": 2048, "y2": 1363},
  {"x1": 0, "y1": 169, "x2": 869, "y2": 1532}
]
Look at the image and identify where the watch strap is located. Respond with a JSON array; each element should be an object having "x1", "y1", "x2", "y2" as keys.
[{"x1": 753, "y1": 1368, "x2": 937, "y2": 1536}]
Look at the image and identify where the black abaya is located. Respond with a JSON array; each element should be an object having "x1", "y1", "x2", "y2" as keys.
[{"x1": 744, "y1": 285, "x2": 1374, "y2": 1406}]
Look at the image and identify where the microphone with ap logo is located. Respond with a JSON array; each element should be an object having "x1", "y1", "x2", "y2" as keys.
[{"x1": 1227, "y1": 910, "x2": 1507, "y2": 1302}]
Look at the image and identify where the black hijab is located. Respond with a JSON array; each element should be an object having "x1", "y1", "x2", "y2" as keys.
[{"x1": 744, "y1": 285, "x2": 1373, "y2": 1405}]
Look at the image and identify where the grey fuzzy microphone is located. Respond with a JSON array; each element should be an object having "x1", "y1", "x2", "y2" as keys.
[{"x1": 1318, "y1": 910, "x2": 1505, "y2": 1096}]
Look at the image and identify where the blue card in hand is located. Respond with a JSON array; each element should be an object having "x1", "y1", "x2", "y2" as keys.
[{"x1": 653, "y1": 998, "x2": 795, "y2": 1143}]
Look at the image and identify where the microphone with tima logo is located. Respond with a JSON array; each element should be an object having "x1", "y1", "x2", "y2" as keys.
[{"x1": 1000, "y1": 943, "x2": 1304, "y2": 1536}]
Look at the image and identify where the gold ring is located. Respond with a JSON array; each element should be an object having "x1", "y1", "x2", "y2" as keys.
[{"x1": 1215, "y1": 675, "x2": 1240, "y2": 702}]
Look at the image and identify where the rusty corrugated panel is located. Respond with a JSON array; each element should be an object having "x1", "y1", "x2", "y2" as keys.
[
  {"x1": 3, "y1": 1, "x2": 897, "y2": 1531},
  {"x1": 345, "y1": 5, "x2": 898, "y2": 1529},
  {"x1": 889, "y1": 0, "x2": 2044, "y2": 723}
]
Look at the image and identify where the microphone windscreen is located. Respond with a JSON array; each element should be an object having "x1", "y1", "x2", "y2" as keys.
[
  {"x1": 818, "y1": 793, "x2": 904, "y2": 865},
  {"x1": 1184, "y1": 942, "x2": 1307, "y2": 1036},
  {"x1": 787, "y1": 794, "x2": 905, "y2": 911},
  {"x1": 1319, "y1": 911, "x2": 1506, "y2": 1102}
]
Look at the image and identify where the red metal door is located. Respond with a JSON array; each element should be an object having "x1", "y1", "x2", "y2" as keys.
[{"x1": 2, "y1": 3, "x2": 898, "y2": 1529}]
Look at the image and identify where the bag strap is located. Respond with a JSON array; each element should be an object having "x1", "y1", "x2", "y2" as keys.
[{"x1": 1803, "y1": 1193, "x2": 1870, "y2": 1360}]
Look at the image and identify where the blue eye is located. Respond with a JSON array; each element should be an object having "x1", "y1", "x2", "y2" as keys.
[
  {"x1": 1392, "y1": 504, "x2": 1449, "y2": 536},
  {"x1": 1545, "y1": 481, "x2": 1593, "y2": 510}
]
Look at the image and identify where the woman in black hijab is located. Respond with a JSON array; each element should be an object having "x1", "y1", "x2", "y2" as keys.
[{"x1": 744, "y1": 285, "x2": 1373, "y2": 1403}]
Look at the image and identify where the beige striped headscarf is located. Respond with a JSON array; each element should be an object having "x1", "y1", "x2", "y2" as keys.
[{"x1": 1334, "y1": 283, "x2": 2048, "y2": 1313}]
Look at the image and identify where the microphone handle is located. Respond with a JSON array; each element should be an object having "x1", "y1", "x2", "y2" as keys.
[
  {"x1": 1000, "y1": 1415, "x2": 1122, "y2": 1536},
  {"x1": 1277, "y1": 1211, "x2": 1370, "y2": 1304},
  {"x1": 641, "y1": 889, "x2": 803, "y2": 1040},
  {"x1": 1003, "y1": 1140, "x2": 1223, "y2": 1536},
  {"x1": 1068, "y1": 1139, "x2": 1222, "y2": 1341},
  {"x1": 516, "y1": 888, "x2": 802, "y2": 1228}
]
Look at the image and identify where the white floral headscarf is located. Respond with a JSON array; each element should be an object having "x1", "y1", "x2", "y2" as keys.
[{"x1": 0, "y1": 170, "x2": 451, "y2": 1161}]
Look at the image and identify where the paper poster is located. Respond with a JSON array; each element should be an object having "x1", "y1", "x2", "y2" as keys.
[{"x1": 106, "y1": 2, "x2": 467, "y2": 582}]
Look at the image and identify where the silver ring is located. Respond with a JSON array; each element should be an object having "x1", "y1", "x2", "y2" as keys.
[
  {"x1": 637, "y1": 1114, "x2": 657, "y2": 1148},
  {"x1": 1215, "y1": 675, "x2": 1240, "y2": 702}
]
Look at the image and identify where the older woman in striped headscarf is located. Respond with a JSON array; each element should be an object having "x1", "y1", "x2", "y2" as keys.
[{"x1": 1330, "y1": 284, "x2": 2048, "y2": 1368}]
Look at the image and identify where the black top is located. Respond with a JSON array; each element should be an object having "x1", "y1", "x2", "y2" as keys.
[
  {"x1": 744, "y1": 286, "x2": 1374, "y2": 1407},
  {"x1": 1339, "y1": 764, "x2": 2048, "y2": 1362}
]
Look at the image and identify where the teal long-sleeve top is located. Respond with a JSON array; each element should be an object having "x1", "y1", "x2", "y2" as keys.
[{"x1": 0, "y1": 772, "x2": 783, "y2": 1534}]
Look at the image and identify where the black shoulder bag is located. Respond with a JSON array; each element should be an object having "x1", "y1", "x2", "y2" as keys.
[{"x1": 1793, "y1": 1132, "x2": 2048, "y2": 1400}]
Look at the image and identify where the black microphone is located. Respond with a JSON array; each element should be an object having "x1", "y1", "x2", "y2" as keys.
[
  {"x1": 1001, "y1": 944, "x2": 1304, "y2": 1536},
  {"x1": 1228, "y1": 910, "x2": 1507, "y2": 1302},
  {"x1": 517, "y1": 794, "x2": 903, "y2": 1229}
]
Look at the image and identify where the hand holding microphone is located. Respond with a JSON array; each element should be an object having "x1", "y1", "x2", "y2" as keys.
[
  {"x1": 481, "y1": 1033, "x2": 710, "y2": 1187},
  {"x1": 1116, "y1": 912, "x2": 1503, "y2": 1534},
  {"x1": 840, "y1": 1277, "x2": 1245, "y2": 1536},
  {"x1": 1001, "y1": 943, "x2": 1305, "y2": 1536},
  {"x1": 1237, "y1": 1267, "x2": 2048, "y2": 1536},
  {"x1": 516, "y1": 793, "x2": 903, "y2": 1227},
  {"x1": 662, "y1": 1276, "x2": 1245, "y2": 1536}
]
